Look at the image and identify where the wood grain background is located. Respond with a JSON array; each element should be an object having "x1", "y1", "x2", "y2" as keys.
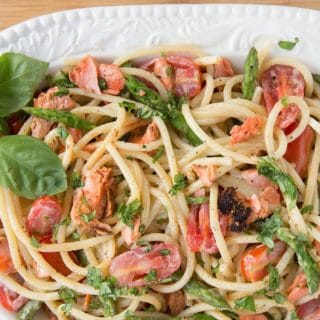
[{"x1": 0, "y1": 0, "x2": 319, "y2": 31}]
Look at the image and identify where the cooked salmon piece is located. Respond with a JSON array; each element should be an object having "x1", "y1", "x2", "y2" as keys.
[
  {"x1": 70, "y1": 167, "x2": 113, "y2": 235},
  {"x1": 31, "y1": 87, "x2": 75, "y2": 139},
  {"x1": 230, "y1": 116, "x2": 263, "y2": 144},
  {"x1": 214, "y1": 58, "x2": 234, "y2": 78},
  {"x1": 130, "y1": 121, "x2": 160, "y2": 144},
  {"x1": 288, "y1": 273, "x2": 308, "y2": 304},
  {"x1": 69, "y1": 56, "x2": 101, "y2": 94},
  {"x1": 192, "y1": 164, "x2": 216, "y2": 187},
  {"x1": 98, "y1": 64, "x2": 125, "y2": 95},
  {"x1": 121, "y1": 217, "x2": 141, "y2": 246}
]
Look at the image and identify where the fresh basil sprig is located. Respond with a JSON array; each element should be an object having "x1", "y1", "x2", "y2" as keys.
[
  {"x1": 0, "y1": 53, "x2": 48, "y2": 117},
  {"x1": 0, "y1": 136, "x2": 67, "y2": 199}
]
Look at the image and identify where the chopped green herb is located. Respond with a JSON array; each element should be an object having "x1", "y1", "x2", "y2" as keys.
[
  {"x1": 152, "y1": 145, "x2": 165, "y2": 163},
  {"x1": 52, "y1": 70, "x2": 76, "y2": 88},
  {"x1": 301, "y1": 205, "x2": 313, "y2": 214},
  {"x1": 279, "y1": 37, "x2": 299, "y2": 50},
  {"x1": 87, "y1": 298, "x2": 102, "y2": 310},
  {"x1": 144, "y1": 269, "x2": 157, "y2": 282},
  {"x1": 274, "y1": 292, "x2": 286, "y2": 304},
  {"x1": 87, "y1": 267, "x2": 105, "y2": 289},
  {"x1": 290, "y1": 311, "x2": 300, "y2": 320},
  {"x1": 160, "y1": 249, "x2": 170, "y2": 256},
  {"x1": 56, "y1": 127, "x2": 69, "y2": 140},
  {"x1": 119, "y1": 101, "x2": 136, "y2": 112},
  {"x1": 211, "y1": 262, "x2": 220, "y2": 274},
  {"x1": 138, "y1": 224, "x2": 146, "y2": 233},
  {"x1": 121, "y1": 61, "x2": 134, "y2": 68},
  {"x1": 124, "y1": 187, "x2": 131, "y2": 197},
  {"x1": 268, "y1": 264, "x2": 280, "y2": 291},
  {"x1": 98, "y1": 78, "x2": 107, "y2": 91},
  {"x1": 126, "y1": 156, "x2": 134, "y2": 160},
  {"x1": 256, "y1": 212, "x2": 283, "y2": 249},
  {"x1": 234, "y1": 296, "x2": 256, "y2": 312},
  {"x1": 30, "y1": 236, "x2": 40, "y2": 248},
  {"x1": 60, "y1": 217, "x2": 71, "y2": 226},
  {"x1": 116, "y1": 199, "x2": 142, "y2": 228},
  {"x1": 59, "y1": 287, "x2": 77, "y2": 315},
  {"x1": 81, "y1": 210, "x2": 96, "y2": 223},
  {"x1": 281, "y1": 96, "x2": 289, "y2": 106},
  {"x1": 53, "y1": 88, "x2": 69, "y2": 96},
  {"x1": 61, "y1": 303, "x2": 72, "y2": 315},
  {"x1": 257, "y1": 157, "x2": 298, "y2": 210},
  {"x1": 71, "y1": 230, "x2": 81, "y2": 241},
  {"x1": 70, "y1": 171, "x2": 83, "y2": 189},
  {"x1": 169, "y1": 174, "x2": 187, "y2": 196},
  {"x1": 156, "y1": 217, "x2": 167, "y2": 225},
  {"x1": 186, "y1": 196, "x2": 209, "y2": 205}
]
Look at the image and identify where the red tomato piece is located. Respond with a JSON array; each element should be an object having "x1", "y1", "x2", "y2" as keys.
[
  {"x1": 109, "y1": 243, "x2": 181, "y2": 287},
  {"x1": 297, "y1": 298, "x2": 320, "y2": 320},
  {"x1": 26, "y1": 196, "x2": 62, "y2": 236},
  {"x1": 261, "y1": 65, "x2": 305, "y2": 112},
  {"x1": 98, "y1": 64, "x2": 125, "y2": 95},
  {"x1": 186, "y1": 203, "x2": 228, "y2": 254},
  {"x1": 0, "y1": 239, "x2": 15, "y2": 275},
  {"x1": 166, "y1": 54, "x2": 201, "y2": 98},
  {"x1": 284, "y1": 124, "x2": 315, "y2": 178},
  {"x1": 0, "y1": 284, "x2": 28, "y2": 312},
  {"x1": 261, "y1": 65, "x2": 305, "y2": 129},
  {"x1": 240, "y1": 241, "x2": 286, "y2": 282},
  {"x1": 39, "y1": 235, "x2": 74, "y2": 277}
]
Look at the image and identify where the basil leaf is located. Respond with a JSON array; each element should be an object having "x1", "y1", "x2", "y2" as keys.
[
  {"x1": 0, "y1": 53, "x2": 49, "y2": 116},
  {"x1": 278, "y1": 37, "x2": 299, "y2": 50},
  {"x1": 0, "y1": 118, "x2": 9, "y2": 135},
  {"x1": 23, "y1": 107, "x2": 95, "y2": 132},
  {"x1": 0, "y1": 135, "x2": 67, "y2": 199}
]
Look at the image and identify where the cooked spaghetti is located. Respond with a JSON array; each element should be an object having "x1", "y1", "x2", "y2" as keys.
[{"x1": 0, "y1": 43, "x2": 320, "y2": 320}]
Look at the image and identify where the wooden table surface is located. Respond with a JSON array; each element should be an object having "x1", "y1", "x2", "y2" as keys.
[{"x1": 1, "y1": 0, "x2": 319, "y2": 31}]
